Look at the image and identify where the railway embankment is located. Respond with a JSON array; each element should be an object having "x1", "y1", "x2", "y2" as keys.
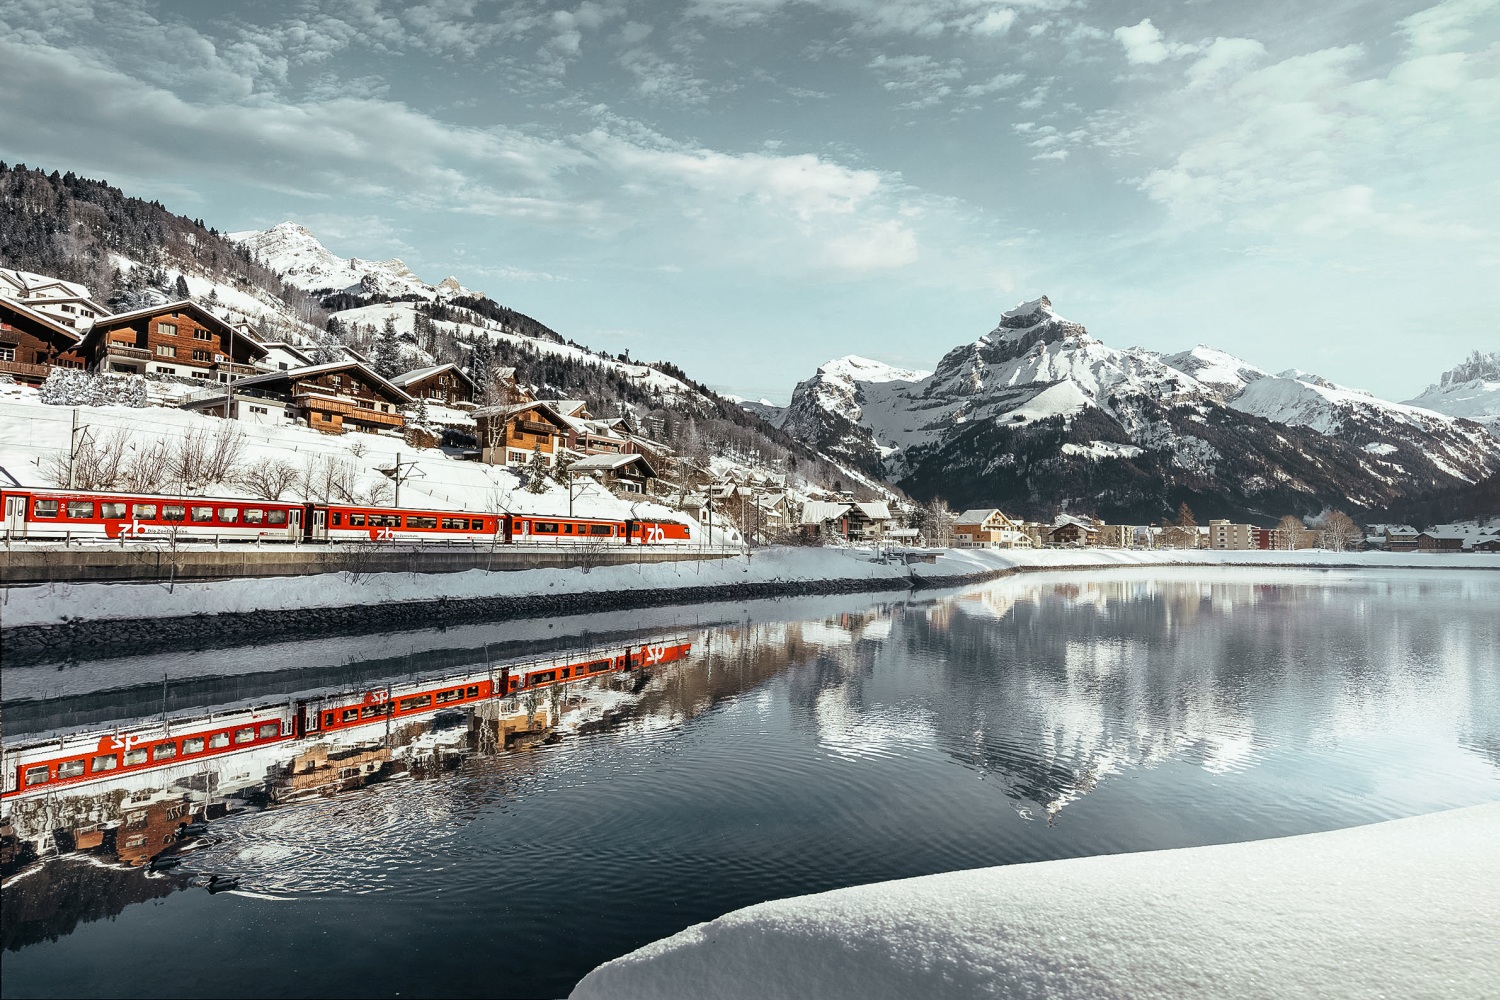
[{"x1": 2, "y1": 547, "x2": 1494, "y2": 666}]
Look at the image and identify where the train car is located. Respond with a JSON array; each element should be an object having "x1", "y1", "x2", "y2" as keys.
[
  {"x1": 625, "y1": 518, "x2": 693, "y2": 545},
  {"x1": 1, "y1": 487, "x2": 304, "y2": 542},
  {"x1": 505, "y1": 514, "x2": 628, "y2": 544},
  {"x1": 3, "y1": 706, "x2": 296, "y2": 799},
  {"x1": 309, "y1": 504, "x2": 502, "y2": 543}
]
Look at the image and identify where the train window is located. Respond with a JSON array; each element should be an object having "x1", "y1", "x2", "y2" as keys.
[
  {"x1": 590, "y1": 660, "x2": 610, "y2": 672},
  {"x1": 349, "y1": 514, "x2": 366, "y2": 527},
  {"x1": 182, "y1": 737, "x2": 205, "y2": 754},
  {"x1": 58, "y1": 759, "x2": 86, "y2": 778},
  {"x1": 466, "y1": 685, "x2": 480, "y2": 698},
  {"x1": 91, "y1": 754, "x2": 119, "y2": 772},
  {"x1": 407, "y1": 516, "x2": 437, "y2": 529},
  {"x1": 535, "y1": 522, "x2": 559, "y2": 534},
  {"x1": 218, "y1": 507, "x2": 239, "y2": 523},
  {"x1": 258, "y1": 723, "x2": 280, "y2": 739},
  {"x1": 441, "y1": 517, "x2": 467, "y2": 530},
  {"x1": 124, "y1": 748, "x2": 149, "y2": 766},
  {"x1": 564, "y1": 523, "x2": 574, "y2": 534},
  {"x1": 341, "y1": 708, "x2": 360, "y2": 723},
  {"x1": 162, "y1": 505, "x2": 186, "y2": 521},
  {"x1": 243, "y1": 509, "x2": 265, "y2": 524},
  {"x1": 323, "y1": 712, "x2": 335, "y2": 727},
  {"x1": 398, "y1": 694, "x2": 433, "y2": 711},
  {"x1": 360, "y1": 704, "x2": 388, "y2": 719},
  {"x1": 590, "y1": 524, "x2": 613, "y2": 536},
  {"x1": 153, "y1": 743, "x2": 177, "y2": 760},
  {"x1": 530, "y1": 671, "x2": 556, "y2": 686},
  {"x1": 133, "y1": 503, "x2": 157, "y2": 520},
  {"x1": 332, "y1": 513, "x2": 343, "y2": 526},
  {"x1": 208, "y1": 733, "x2": 230, "y2": 749},
  {"x1": 191, "y1": 506, "x2": 214, "y2": 522},
  {"x1": 370, "y1": 514, "x2": 401, "y2": 527},
  {"x1": 66, "y1": 501, "x2": 95, "y2": 519},
  {"x1": 25, "y1": 765, "x2": 50, "y2": 785},
  {"x1": 267, "y1": 509, "x2": 287, "y2": 526},
  {"x1": 560, "y1": 668, "x2": 570, "y2": 678},
  {"x1": 33, "y1": 499, "x2": 58, "y2": 517},
  {"x1": 101, "y1": 502, "x2": 127, "y2": 518}
]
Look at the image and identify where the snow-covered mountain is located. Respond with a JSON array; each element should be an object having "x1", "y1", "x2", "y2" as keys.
[
  {"x1": 769, "y1": 296, "x2": 1500, "y2": 520},
  {"x1": 229, "y1": 222, "x2": 477, "y2": 301},
  {"x1": 1404, "y1": 351, "x2": 1500, "y2": 437}
]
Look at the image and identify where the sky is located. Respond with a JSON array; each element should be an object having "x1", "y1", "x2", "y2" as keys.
[{"x1": 1, "y1": 0, "x2": 1497, "y2": 404}]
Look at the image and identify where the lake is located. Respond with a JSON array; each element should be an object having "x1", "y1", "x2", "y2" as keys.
[{"x1": 2, "y1": 568, "x2": 1497, "y2": 999}]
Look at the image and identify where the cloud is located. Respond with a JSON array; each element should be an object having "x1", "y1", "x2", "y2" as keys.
[
  {"x1": 969, "y1": 8, "x2": 1017, "y2": 37},
  {"x1": 1114, "y1": 18, "x2": 1196, "y2": 66},
  {"x1": 1185, "y1": 37, "x2": 1267, "y2": 88}
]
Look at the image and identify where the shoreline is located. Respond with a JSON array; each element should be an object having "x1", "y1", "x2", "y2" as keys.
[{"x1": 3, "y1": 548, "x2": 1496, "y2": 665}]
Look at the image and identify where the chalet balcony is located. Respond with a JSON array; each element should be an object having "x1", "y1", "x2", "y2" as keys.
[
  {"x1": 0, "y1": 358, "x2": 51, "y2": 380},
  {"x1": 296, "y1": 392, "x2": 404, "y2": 428},
  {"x1": 213, "y1": 360, "x2": 263, "y2": 377},
  {"x1": 102, "y1": 344, "x2": 152, "y2": 361},
  {"x1": 516, "y1": 419, "x2": 556, "y2": 436}
]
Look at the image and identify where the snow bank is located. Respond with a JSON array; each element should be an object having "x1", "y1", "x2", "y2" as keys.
[
  {"x1": 571, "y1": 803, "x2": 1500, "y2": 1000},
  {"x1": 3, "y1": 546, "x2": 1494, "y2": 628}
]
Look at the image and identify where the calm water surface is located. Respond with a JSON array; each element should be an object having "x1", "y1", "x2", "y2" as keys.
[{"x1": 3, "y1": 568, "x2": 1498, "y2": 998}]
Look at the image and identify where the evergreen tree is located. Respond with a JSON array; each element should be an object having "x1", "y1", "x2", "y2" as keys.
[
  {"x1": 467, "y1": 335, "x2": 494, "y2": 400},
  {"x1": 373, "y1": 315, "x2": 402, "y2": 377},
  {"x1": 1176, "y1": 502, "x2": 1197, "y2": 528},
  {"x1": 173, "y1": 274, "x2": 189, "y2": 298},
  {"x1": 524, "y1": 445, "x2": 550, "y2": 493}
]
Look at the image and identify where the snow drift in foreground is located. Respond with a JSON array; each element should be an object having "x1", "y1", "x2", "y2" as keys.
[{"x1": 572, "y1": 803, "x2": 1500, "y2": 1000}]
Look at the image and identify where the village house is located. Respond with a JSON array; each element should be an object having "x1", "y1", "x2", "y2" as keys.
[
  {"x1": 0, "y1": 268, "x2": 110, "y2": 332},
  {"x1": 186, "y1": 360, "x2": 411, "y2": 433},
  {"x1": 845, "y1": 501, "x2": 894, "y2": 541},
  {"x1": 257, "y1": 341, "x2": 315, "y2": 372},
  {"x1": 77, "y1": 300, "x2": 268, "y2": 382},
  {"x1": 0, "y1": 299, "x2": 87, "y2": 384},
  {"x1": 473, "y1": 401, "x2": 572, "y2": 466},
  {"x1": 800, "y1": 500, "x2": 852, "y2": 542},
  {"x1": 953, "y1": 508, "x2": 1033, "y2": 548},
  {"x1": 566, "y1": 452, "x2": 658, "y2": 496},
  {"x1": 392, "y1": 363, "x2": 477, "y2": 408},
  {"x1": 1048, "y1": 514, "x2": 1099, "y2": 547},
  {"x1": 1210, "y1": 520, "x2": 1259, "y2": 550},
  {"x1": 1383, "y1": 525, "x2": 1420, "y2": 552},
  {"x1": 541, "y1": 400, "x2": 632, "y2": 457},
  {"x1": 1416, "y1": 527, "x2": 1469, "y2": 552}
]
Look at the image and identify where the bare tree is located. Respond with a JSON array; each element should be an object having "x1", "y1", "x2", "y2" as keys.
[
  {"x1": 118, "y1": 438, "x2": 174, "y2": 493},
  {"x1": 1276, "y1": 514, "x2": 1305, "y2": 551},
  {"x1": 42, "y1": 429, "x2": 129, "y2": 490},
  {"x1": 171, "y1": 424, "x2": 246, "y2": 492},
  {"x1": 1320, "y1": 510, "x2": 1362, "y2": 552},
  {"x1": 238, "y1": 457, "x2": 300, "y2": 501}
]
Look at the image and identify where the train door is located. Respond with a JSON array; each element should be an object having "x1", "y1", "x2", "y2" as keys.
[
  {"x1": 3, "y1": 492, "x2": 27, "y2": 539},
  {"x1": 309, "y1": 507, "x2": 327, "y2": 541},
  {"x1": 287, "y1": 507, "x2": 302, "y2": 541}
]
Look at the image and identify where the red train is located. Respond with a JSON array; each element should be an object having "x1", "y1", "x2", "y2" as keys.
[
  {"x1": 2, "y1": 639, "x2": 694, "y2": 800},
  {"x1": 0, "y1": 487, "x2": 694, "y2": 545}
]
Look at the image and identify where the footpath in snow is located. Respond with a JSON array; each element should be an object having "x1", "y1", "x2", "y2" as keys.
[
  {"x1": 3, "y1": 547, "x2": 1497, "y2": 628},
  {"x1": 571, "y1": 803, "x2": 1500, "y2": 1000}
]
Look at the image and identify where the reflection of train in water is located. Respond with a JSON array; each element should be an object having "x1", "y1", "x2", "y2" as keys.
[
  {"x1": 2, "y1": 639, "x2": 692, "y2": 800},
  {"x1": 0, "y1": 487, "x2": 695, "y2": 545}
]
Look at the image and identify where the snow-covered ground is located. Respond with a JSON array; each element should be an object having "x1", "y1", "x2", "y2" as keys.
[
  {"x1": 4, "y1": 546, "x2": 1495, "y2": 628},
  {"x1": 571, "y1": 802, "x2": 1500, "y2": 1000}
]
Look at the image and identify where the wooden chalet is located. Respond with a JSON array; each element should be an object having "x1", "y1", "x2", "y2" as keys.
[
  {"x1": 568, "y1": 453, "x2": 658, "y2": 495},
  {"x1": 78, "y1": 300, "x2": 267, "y2": 382},
  {"x1": 0, "y1": 268, "x2": 110, "y2": 332},
  {"x1": 845, "y1": 501, "x2": 894, "y2": 541},
  {"x1": 191, "y1": 361, "x2": 412, "y2": 433},
  {"x1": 1048, "y1": 515, "x2": 1099, "y2": 547},
  {"x1": 0, "y1": 300, "x2": 87, "y2": 384},
  {"x1": 391, "y1": 363, "x2": 477, "y2": 408},
  {"x1": 953, "y1": 508, "x2": 1032, "y2": 548},
  {"x1": 473, "y1": 401, "x2": 572, "y2": 466},
  {"x1": 800, "y1": 500, "x2": 853, "y2": 542}
]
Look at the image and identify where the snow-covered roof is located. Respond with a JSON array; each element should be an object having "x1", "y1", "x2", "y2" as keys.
[
  {"x1": 569, "y1": 453, "x2": 658, "y2": 476},
  {"x1": 852, "y1": 501, "x2": 892, "y2": 521},
  {"x1": 1052, "y1": 514, "x2": 1096, "y2": 530},
  {"x1": 390, "y1": 362, "x2": 475, "y2": 390},
  {"x1": 955, "y1": 508, "x2": 1001, "y2": 526},
  {"x1": 0, "y1": 268, "x2": 92, "y2": 301},
  {"x1": 470, "y1": 400, "x2": 572, "y2": 427},
  {"x1": 86, "y1": 300, "x2": 270, "y2": 357},
  {"x1": 0, "y1": 298, "x2": 83, "y2": 343},
  {"x1": 231, "y1": 360, "x2": 414, "y2": 403},
  {"x1": 801, "y1": 501, "x2": 852, "y2": 525}
]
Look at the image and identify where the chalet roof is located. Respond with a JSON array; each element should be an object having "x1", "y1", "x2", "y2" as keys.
[
  {"x1": 536, "y1": 399, "x2": 589, "y2": 417},
  {"x1": 1052, "y1": 513, "x2": 1095, "y2": 530},
  {"x1": 569, "y1": 452, "x2": 658, "y2": 477},
  {"x1": 391, "y1": 362, "x2": 477, "y2": 391},
  {"x1": 0, "y1": 299, "x2": 83, "y2": 345},
  {"x1": 1385, "y1": 525, "x2": 1419, "y2": 536},
  {"x1": 85, "y1": 300, "x2": 269, "y2": 358},
  {"x1": 0, "y1": 269, "x2": 92, "y2": 300},
  {"x1": 955, "y1": 508, "x2": 1001, "y2": 526},
  {"x1": 801, "y1": 500, "x2": 852, "y2": 526},
  {"x1": 1418, "y1": 527, "x2": 1472, "y2": 540},
  {"x1": 852, "y1": 501, "x2": 892, "y2": 521},
  {"x1": 470, "y1": 400, "x2": 573, "y2": 429},
  {"x1": 230, "y1": 360, "x2": 414, "y2": 403},
  {"x1": 260, "y1": 342, "x2": 315, "y2": 365}
]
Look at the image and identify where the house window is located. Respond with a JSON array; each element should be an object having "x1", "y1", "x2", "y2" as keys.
[
  {"x1": 194, "y1": 329, "x2": 212, "y2": 341},
  {"x1": 0, "y1": 346, "x2": 14, "y2": 361},
  {"x1": 191, "y1": 370, "x2": 211, "y2": 378},
  {"x1": 329, "y1": 375, "x2": 341, "y2": 386},
  {"x1": 156, "y1": 345, "x2": 176, "y2": 357},
  {"x1": 192, "y1": 349, "x2": 211, "y2": 361},
  {"x1": 156, "y1": 366, "x2": 177, "y2": 375},
  {"x1": 158, "y1": 322, "x2": 178, "y2": 336}
]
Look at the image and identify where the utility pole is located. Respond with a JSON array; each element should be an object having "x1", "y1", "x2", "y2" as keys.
[
  {"x1": 223, "y1": 320, "x2": 235, "y2": 419},
  {"x1": 67, "y1": 408, "x2": 79, "y2": 489},
  {"x1": 390, "y1": 451, "x2": 421, "y2": 506}
]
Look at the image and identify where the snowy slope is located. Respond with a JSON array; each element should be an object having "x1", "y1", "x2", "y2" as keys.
[
  {"x1": 1405, "y1": 351, "x2": 1500, "y2": 437},
  {"x1": 571, "y1": 803, "x2": 1500, "y2": 1000},
  {"x1": 229, "y1": 222, "x2": 475, "y2": 300},
  {"x1": 1161, "y1": 345, "x2": 1269, "y2": 400}
]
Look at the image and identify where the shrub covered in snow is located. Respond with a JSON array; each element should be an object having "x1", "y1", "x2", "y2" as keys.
[{"x1": 39, "y1": 369, "x2": 149, "y2": 408}]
